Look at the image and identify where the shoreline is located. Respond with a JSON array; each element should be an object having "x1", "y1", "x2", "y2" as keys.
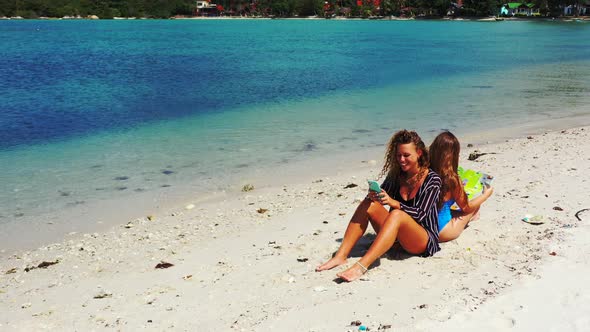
[
  {"x1": 2, "y1": 16, "x2": 590, "y2": 21},
  {"x1": 2, "y1": 112, "x2": 590, "y2": 253},
  {"x1": 1, "y1": 112, "x2": 590, "y2": 252},
  {"x1": 0, "y1": 125, "x2": 589, "y2": 329}
]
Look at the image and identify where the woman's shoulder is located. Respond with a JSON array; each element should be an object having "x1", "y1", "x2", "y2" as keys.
[{"x1": 425, "y1": 169, "x2": 442, "y2": 186}]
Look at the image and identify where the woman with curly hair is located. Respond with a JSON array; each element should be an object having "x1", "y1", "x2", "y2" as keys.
[
  {"x1": 316, "y1": 130, "x2": 442, "y2": 282},
  {"x1": 429, "y1": 131, "x2": 493, "y2": 242}
]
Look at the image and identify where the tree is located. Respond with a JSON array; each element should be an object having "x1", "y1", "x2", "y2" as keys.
[
  {"x1": 0, "y1": 0, "x2": 14, "y2": 16},
  {"x1": 432, "y1": 0, "x2": 450, "y2": 16},
  {"x1": 299, "y1": 0, "x2": 323, "y2": 16},
  {"x1": 382, "y1": 0, "x2": 410, "y2": 16},
  {"x1": 461, "y1": 0, "x2": 500, "y2": 16},
  {"x1": 268, "y1": 0, "x2": 299, "y2": 17}
]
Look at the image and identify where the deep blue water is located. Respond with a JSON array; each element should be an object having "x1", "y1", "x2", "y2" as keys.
[{"x1": 2, "y1": 19, "x2": 590, "y2": 149}]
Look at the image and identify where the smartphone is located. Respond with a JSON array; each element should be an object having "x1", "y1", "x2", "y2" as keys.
[
  {"x1": 368, "y1": 180, "x2": 381, "y2": 192},
  {"x1": 480, "y1": 174, "x2": 494, "y2": 187}
]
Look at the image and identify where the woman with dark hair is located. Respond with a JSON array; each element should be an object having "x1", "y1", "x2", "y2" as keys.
[
  {"x1": 429, "y1": 131, "x2": 493, "y2": 242},
  {"x1": 316, "y1": 130, "x2": 442, "y2": 282}
]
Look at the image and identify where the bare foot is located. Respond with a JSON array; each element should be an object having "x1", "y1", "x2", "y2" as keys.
[
  {"x1": 315, "y1": 256, "x2": 347, "y2": 272},
  {"x1": 336, "y1": 263, "x2": 366, "y2": 282},
  {"x1": 470, "y1": 211, "x2": 480, "y2": 222}
]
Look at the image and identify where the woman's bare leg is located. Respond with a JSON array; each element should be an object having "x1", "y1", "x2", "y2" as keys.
[
  {"x1": 337, "y1": 209, "x2": 429, "y2": 282},
  {"x1": 439, "y1": 208, "x2": 480, "y2": 243},
  {"x1": 316, "y1": 199, "x2": 389, "y2": 271}
]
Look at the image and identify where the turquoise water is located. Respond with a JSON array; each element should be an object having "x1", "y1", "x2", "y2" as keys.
[{"x1": 1, "y1": 20, "x2": 590, "y2": 247}]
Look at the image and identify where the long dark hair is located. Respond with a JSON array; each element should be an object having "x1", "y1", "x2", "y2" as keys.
[
  {"x1": 380, "y1": 130, "x2": 429, "y2": 180},
  {"x1": 429, "y1": 131, "x2": 466, "y2": 203}
]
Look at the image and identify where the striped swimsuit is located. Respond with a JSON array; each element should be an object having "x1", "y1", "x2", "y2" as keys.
[{"x1": 381, "y1": 169, "x2": 442, "y2": 256}]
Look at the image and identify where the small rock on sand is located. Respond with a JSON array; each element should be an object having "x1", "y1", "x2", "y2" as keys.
[{"x1": 93, "y1": 290, "x2": 112, "y2": 299}]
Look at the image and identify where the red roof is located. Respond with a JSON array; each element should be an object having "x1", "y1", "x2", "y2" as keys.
[{"x1": 356, "y1": 0, "x2": 381, "y2": 6}]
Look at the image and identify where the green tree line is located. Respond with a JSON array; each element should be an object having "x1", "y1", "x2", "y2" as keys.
[
  {"x1": 0, "y1": 0, "x2": 585, "y2": 19},
  {"x1": 0, "y1": 0, "x2": 195, "y2": 18}
]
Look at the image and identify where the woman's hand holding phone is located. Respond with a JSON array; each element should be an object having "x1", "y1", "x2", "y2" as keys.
[
  {"x1": 368, "y1": 188, "x2": 391, "y2": 206},
  {"x1": 367, "y1": 180, "x2": 398, "y2": 207}
]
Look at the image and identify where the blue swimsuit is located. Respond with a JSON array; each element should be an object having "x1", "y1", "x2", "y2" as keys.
[{"x1": 438, "y1": 200, "x2": 455, "y2": 231}]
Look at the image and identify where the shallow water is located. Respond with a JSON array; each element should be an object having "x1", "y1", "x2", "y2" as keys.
[{"x1": 1, "y1": 19, "x2": 590, "y2": 248}]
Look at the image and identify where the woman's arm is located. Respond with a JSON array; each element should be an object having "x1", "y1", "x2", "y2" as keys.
[
  {"x1": 369, "y1": 189, "x2": 401, "y2": 209},
  {"x1": 377, "y1": 175, "x2": 401, "y2": 209},
  {"x1": 455, "y1": 182, "x2": 494, "y2": 214}
]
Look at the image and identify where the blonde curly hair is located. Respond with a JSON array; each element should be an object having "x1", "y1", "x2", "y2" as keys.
[{"x1": 379, "y1": 130, "x2": 429, "y2": 180}]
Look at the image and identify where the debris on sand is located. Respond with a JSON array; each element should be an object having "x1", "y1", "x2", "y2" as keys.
[
  {"x1": 344, "y1": 183, "x2": 358, "y2": 189},
  {"x1": 575, "y1": 208, "x2": 589, "y2": 221},
  {"x1": 242, "y1": 184, "x2": 254, "y2": 192},
  {"x1": 93, "y1": 290, "x2": 112, "y2": 299},
  {"x1": 24, "y1": 260, "x2": 59, "y2": 272},
  {"x1": 155, "y1": 262, "x2": 174, "y2": 269},
  {"x1": 468, "y1": 151, "x2": 496, "y2": 161},
  {"x1": 522, "y1": 215, "x2": 544, "y2": 225},
  {"x1": 37, "y1": 261, "x2": 59, "y2": 269}
]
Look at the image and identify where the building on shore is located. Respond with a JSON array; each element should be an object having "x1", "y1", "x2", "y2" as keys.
[
  {"x1": 500, "y1": 3, "x2": 540, "y2": 17},
  {"x1": 196, "y1": 1, "x2": 224, "y2": 16},
  {"x1": 563, "y1": 2, "x2": 589, "y2": 16}
]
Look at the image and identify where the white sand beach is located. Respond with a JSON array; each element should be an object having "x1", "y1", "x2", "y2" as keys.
[{"x1": 1, "y1": 126, "x2": 589, "y2": 331}]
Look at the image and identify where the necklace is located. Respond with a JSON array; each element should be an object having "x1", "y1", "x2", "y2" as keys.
[{"x1": 402, "y1": 167, "x2": 427, "y2": 194}]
